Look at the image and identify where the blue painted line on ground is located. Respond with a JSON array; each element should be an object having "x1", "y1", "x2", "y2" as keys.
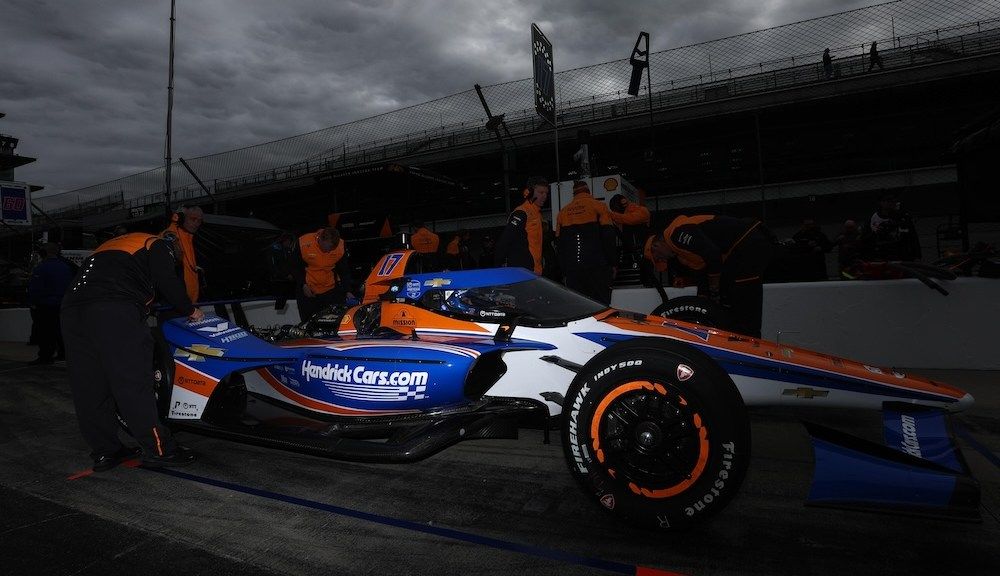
[
  {"x1": 144, "y1": 467, "x2": 682, "y2": 575},
  {"x1": 955, "y1": 422, "x2": 1000, "y2": 470}
]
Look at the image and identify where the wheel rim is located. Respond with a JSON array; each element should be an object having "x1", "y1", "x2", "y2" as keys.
[{"x1": 590, "y1": 380, "x2": 710, "y2": 499}]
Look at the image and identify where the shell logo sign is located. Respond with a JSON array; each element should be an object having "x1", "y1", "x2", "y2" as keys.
[{"x1": 603, "y1": 177, "x2": 619, "y2": 192}]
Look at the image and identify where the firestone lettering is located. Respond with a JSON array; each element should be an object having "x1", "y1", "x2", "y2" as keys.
[
  {"x1": 301, "y1": 360, "x2": 428, "y2": 387},
  {"x1": 685, "y1": 441, "x2": 735, "y2": 517}
]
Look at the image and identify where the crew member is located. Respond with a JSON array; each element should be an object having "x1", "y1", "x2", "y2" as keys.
[
  {"x1": 495, "y1": 176, "x2": 549, "y2": 274},
  {"x1": 162, "y1": 205, "x2": 204, "y2": 303},
  {"x1": 409, "y1": 221, "x2": 440, "y2": 272},
  {"x1": 62, "y1": 232, "x2": 201, "y2": 470},
  {"x1": 645, "y1": 215, "x2": 773, "y2": 337},
  {"x1": 556, "y1": 180, "x2": 617, "y2": 304},
  {"x1": 296, "y1": 227, "x2": 351, "y2": 322}
]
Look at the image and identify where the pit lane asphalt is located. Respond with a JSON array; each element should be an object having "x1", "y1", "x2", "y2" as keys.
[{"x1": 1, "y1": 341, "x2": 997, "y2": 576}]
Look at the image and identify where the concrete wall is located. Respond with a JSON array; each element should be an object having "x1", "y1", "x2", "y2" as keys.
[{"x1": 4, "y1": 277, "x2": 997, "y2": 369}]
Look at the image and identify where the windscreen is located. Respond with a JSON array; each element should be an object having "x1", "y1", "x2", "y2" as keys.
[{"x1": 417, "y1": 276, "x2": 606, "y2": 326}]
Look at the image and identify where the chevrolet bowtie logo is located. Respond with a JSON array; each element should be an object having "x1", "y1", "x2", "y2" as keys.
[
  {"x1": 423, "y1": 278, "x2": 451, "y2": 287},
  {"x1": 782, "y1": 387, "x2": 829, "y2": 399},
  {"x1": 174, "y1": 344, "x2": 225, "y2": 362}
]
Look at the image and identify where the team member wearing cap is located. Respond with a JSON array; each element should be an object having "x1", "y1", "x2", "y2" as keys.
[
  {"x1": 555, "y1": 180, "x2": 618, "y2": 304},
  {"x1": 645, "y1": 215, "x2": 772, "y2": 337},
  {"x1": 495, "y1": 176, "x2": 549, "y2": 274},
  {"x1": 62, "y1": 232, "x2": 202, "y2": 470}
]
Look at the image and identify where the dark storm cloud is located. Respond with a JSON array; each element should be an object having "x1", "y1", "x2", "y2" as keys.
[{"x1": 0, "y1": 0, "x2": 879, "y2": 197}]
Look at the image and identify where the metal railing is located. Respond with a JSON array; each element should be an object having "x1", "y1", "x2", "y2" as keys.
[{"x1": 32, "y1": 0, "x2": 1000, "y2": 221}]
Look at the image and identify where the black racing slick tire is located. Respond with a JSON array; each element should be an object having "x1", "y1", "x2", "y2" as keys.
[
  {"x1": 652, "y1": 295, "x2": 729, "y2": 329},
  {"x1": 561, "y1": 337, "x2": 750, "y2": 531}
]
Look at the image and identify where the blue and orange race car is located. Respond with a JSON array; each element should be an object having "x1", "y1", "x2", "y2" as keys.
[{"x1": 151, "y1": 250, "x2": 980, "y2": 530}]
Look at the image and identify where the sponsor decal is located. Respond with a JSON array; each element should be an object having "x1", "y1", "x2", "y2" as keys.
[
  {"x1": 676, "y1": 364, "x2": 694, "y2": 382},
  {"x1": 863, "y1": 364, "x2": 884, "y2": 374},
  {"x1": 405, "y1": 280, "x2": 421, "y2": 299},
  {"x1": 301, "y1": 360, "x2": 428, "y2": 387},
  {"x1": 677, "y1": 232, "x2": 693, "y2": 246},
  {"x1": 685, "y1": 441, "x2": 735, "y2": 517},
  {"x1": 188, "y1": 317, "x2": 223, "y2": 327},
  {"x1": 173, "y1": 344, "x2": 224, "y2": 362},
  {"x1": 892, "y1": 370, "x2": 906, "y2": 379},
  {"x1": 781, "y1": 348, "x2": 793, "y2": 358},
  {"x1": 657, "y1": 515, "x2": 671, "y2": 529},
  {"x1": 172, "y1": 401, "x2": 199, "y2": 410},
  {"x1": 176, "y1": 375, "x2": 209, "y2": 389},
  {"x1": 392, "y1": 309, "x2": 416, "y2": 327},
  {"x1": 170, "y1": 412, "x2": 198, "y2": 418},
  {"x1": 603, "y1": 177, "x2": 618, "y2": 192},
  {"x1": 220, "y1": 331, "x2": 248, "y2": 343},
  {"x1": 599, "y1": 493, "x2": 615, "y2": 510},
  {"x1": 478, "y1": 310, "x2": 505, "y2": 318},
  {"x1": 899, "y1": 414, "x2": 922, "y2": 457},
  {"x1": 197, "y1": 321, "x2": 230, "y2": 334},
  {"x1": 424, "y1": 278, "x2": 452, "y2": 287},
  {"x1": 153, "y1": 369, "x2": 162, "y2": 382},
  {"x1": 196, "y1": 321, "x2": 249, "y2": 343},
  {"x1": 782, "y1": 387, "x2": 829, "y2": 399}
]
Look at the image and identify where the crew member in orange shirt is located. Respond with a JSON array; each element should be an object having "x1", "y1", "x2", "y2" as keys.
[
  {"x1": 295, "y1": 227, "x2": 352, "y2": 322},
  {"x1": 162, "y1": 205, "x2": 204, "y2": 303},
  {"x1": 556, "y1": 180, "x2": 617, "y2": 304},
  {"x1": 495, "y1": 177, "x2": 549, "y2": 275},
  {"x1": 409, "y1": 221, "x2": 440, "y2": 272}
]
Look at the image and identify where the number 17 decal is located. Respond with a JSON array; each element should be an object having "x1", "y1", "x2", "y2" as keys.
[{"x1": 377, "y1": 253, "x2": 404, "y2": 276}]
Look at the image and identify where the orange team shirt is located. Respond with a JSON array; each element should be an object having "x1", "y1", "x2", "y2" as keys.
[
  {"x1": 411, "y1": 227, "x2": 440, "y2": 254},
  {"x1": 611, "y1": 202, "x2": 651, "y2": 227},
  {"x1": 299, "y1": 231, "x2": 345, "y2": 295},
  {"x1": 164, "y1": 222, "x2": 199, "y2": 303},
  {"x1": 556, "y1": 191, "x2": 614, "y2": 233},
  {"x1": 519, "y1": 200, "x2": 545, "y2": 274}
]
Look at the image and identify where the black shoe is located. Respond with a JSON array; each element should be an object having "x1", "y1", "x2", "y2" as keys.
[
  {"x1": 92, "y1": 446, "x2": 142, "y2": 472},
  {"x1": 141, "y1": 445, "x2": 196, "y2": 468}
]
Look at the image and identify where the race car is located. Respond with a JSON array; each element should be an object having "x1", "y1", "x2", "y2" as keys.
[{"x1": 152, "y1": 250, "x2": 980, "y2": 530}]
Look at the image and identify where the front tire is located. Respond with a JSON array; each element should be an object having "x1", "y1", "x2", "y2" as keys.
[{"x1": 561, "y1": 337, "x2": 750, "y2": 530}]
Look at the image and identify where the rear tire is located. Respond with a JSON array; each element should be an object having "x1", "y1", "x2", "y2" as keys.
[{"x1": 561, "y1": 337, "x2": 749, "y2": 530}]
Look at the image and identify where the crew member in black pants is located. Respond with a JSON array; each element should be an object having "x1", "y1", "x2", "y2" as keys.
[
  {"x1": 62, "y1": 232, "x2": 203, "y2": 471},
  {"x1": 645, "y1": 215, "x2": 773, "y2": 338}
]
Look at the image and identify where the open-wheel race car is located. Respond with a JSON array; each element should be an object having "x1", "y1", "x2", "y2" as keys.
[{"x1": 152, "y1": 250, "x2": 981, "y2": 530}]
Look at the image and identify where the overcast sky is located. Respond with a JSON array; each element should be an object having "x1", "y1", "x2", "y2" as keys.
[{"x1": 1, "y1": 0, "x2": 875, "y2": 197}]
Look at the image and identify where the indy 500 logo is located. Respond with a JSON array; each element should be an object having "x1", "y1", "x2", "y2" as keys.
[{"x1": 301, "y1": 360, "x2": 428, "y2": 387}]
